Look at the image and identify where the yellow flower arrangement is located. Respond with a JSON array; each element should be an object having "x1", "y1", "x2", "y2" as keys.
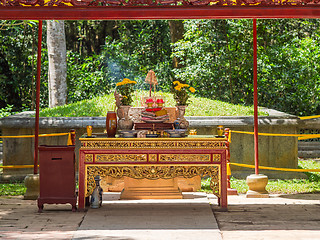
[
  {"x1": 116, "y1": 78, "x2": 137, "y2": 86},
  {"x1": 116, "y1": 78, "x2": 137, "y2": 106},
  {"x1": 172, "y1": 80, "x2": 196, "y2": 106}
]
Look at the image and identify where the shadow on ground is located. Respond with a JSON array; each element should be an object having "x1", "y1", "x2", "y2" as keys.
[
  {"x1": 213, "y1": 195, "x2": 320, "y2": 232},
  {"x1": 279, "y1": 192, "x2": 320, "y2": 200}
]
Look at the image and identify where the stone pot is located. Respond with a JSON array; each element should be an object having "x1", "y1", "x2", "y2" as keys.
[
  {"x1": 176, "y1": 105, "x2": 189, "y2": 129},
  {"x1": 246, "y1": 174, "x2": 269, "y2": 198},
  {"x1": 24, "y1": 174, "x2": 39, "y2": 200},
  {"x1": 118, "y1": 105, "x2": 134, "y2": 130}
]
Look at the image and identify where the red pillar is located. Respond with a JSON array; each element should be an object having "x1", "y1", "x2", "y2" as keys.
[
  {"x1": 34, "y1": 20, "x2": 43, "y2": 175},
  {"x1": 253, "y1": 19, "x2": 259, "y2": 175}
]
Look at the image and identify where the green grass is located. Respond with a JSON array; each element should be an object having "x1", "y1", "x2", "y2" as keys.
[
  {"x1": 39, "y1": 90, "x2": 268, "y2": 117},
  {"x1": 0, "y1": 183, "x2": 26, "y2": 196},
  {"x1": 201, "y1": 159, "x2": 320, "y2": 194}
]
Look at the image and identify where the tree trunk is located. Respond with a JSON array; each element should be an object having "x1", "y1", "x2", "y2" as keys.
[
  {"x1": 47, "y1": 20, "x2": 67, "y2": 108},
  {"x1": 168, "y1": 20, "x2": 184, "y2": 69}
]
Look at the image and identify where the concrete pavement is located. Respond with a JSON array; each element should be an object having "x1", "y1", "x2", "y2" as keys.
[
  {"x1": 213, "y1": 193, "x2": 320, "y2": 240},
  {"x1": 73, "y1": 192, "x2": 221, "y2": 240},
  {"x1": 0, "y1": 192, "x2": 319, "y2": 240}
]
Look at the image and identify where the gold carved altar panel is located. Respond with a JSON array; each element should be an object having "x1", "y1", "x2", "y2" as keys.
[
  {"x1": 85, "y1": 164, "x2": 221, "y2": 198},
  {"x1": 78, "y1": 137, "x2": 228, "y2": 210}
]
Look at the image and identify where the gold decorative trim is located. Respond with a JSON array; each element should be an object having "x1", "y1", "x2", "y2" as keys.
[
  {"x1": 85, "y1": 154, "x2": 93, "y2": 163},
  {"x1": 81, "y1": 140, "x2": 226, "y2": 149},
  {"x1": 86, "y1": 165, "x2": 220, "y2": 198},
  {"x1": 149, "y1": 154, "x2": 157, "y2": 162},
  {"x1": 213, "y1": 154, "x2": 221, "y2": 162},
  {"x1": 159, "y1": 154, "x2": 210, "y2": 162},
  {"x1": 96, "y1": 154, "x2": 147, "y2": 162}
]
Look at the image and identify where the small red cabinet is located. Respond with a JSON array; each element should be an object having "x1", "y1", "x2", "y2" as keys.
[{"x1": 37, "y1": 145, "x2": 77, "y2": 212}]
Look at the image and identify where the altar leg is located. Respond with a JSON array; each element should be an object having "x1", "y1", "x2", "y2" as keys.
[
  {"x1": 78, "y1": 154, "x2": 86, "y2": 211},
  {"x1": 220, "y1": 156, "x2": 228, "y2": 211}
]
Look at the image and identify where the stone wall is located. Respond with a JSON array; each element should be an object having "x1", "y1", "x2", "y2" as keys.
[
  {"x1": 0, "y1": 109, "x2": 303, "y2": 179},
  {"x1": 298, "y1": 117, "x2": 320, "y2": 158}
]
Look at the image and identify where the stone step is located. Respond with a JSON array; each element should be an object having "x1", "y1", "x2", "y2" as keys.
[
  {"x1": 298, "y1": 142, "x2": 320, "y2": 157},
  {"x1": 298, "y1": 145, "x2": 320, "y2": 151},
  {"x1": 299, "y1": 141, "x2": 320, "y2": 147},
  {"x1": 298, "y1": 150, "x2": 320, "y2": 158}
]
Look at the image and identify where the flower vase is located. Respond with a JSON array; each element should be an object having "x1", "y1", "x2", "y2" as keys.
[
  {"x1": 118, "y1": 105, "x2": 134, "y2": 130},
  {"x1": 176, "y1": 105, "x2": 189, "y2": 129},
  {"x1": 106, "y1": 111, "x2": 117, "y2": 137}
]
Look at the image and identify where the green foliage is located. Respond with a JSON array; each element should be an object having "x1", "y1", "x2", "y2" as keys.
[
  {"x1": 66, "y1": 52, "x2": 112, "y2": 103},
  {"x1": 173, "y1": 20, "x2": 254, "y2": 105},
  {"x1": 0, "y1": 105, "x2": 16, "y2": 118},
  {"x1": 298, "y1": 159, "x2": 320, "y2": 182},
  {"x1": 174, "y1": 19, "x2": 320, "y2": 116},
  {"x1": 39, "y1": 90, "x2": 267, "y2": 117},
  {"x1": 0, "y1": 183, "x2": 26, "y2": 196},
  {"x1": 0, "y1": 20, "x2": 38, "y2": 111},
  {"x1": 101, "y1": 21, "x2": 173, "y2": 92},
  {"x1": 2, "y1": 19, "x2": 320, "y2": 117}
]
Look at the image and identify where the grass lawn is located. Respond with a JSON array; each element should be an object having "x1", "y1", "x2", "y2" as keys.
[
  {"x1": 0, "y1": 183, "x2": 26, "y2": 196},
  {"x1": 39, "y1": 90, "x2": 268, "y2": 117},
  {"x1": 201, "y1": 159, "x2": 320, "y2": 194}
]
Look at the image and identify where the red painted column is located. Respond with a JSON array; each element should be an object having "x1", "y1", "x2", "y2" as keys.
[
  {"x1": 253, "y1": 19, "x2": 259, "y2": 175},
  {"x1": 34, "y1": 20, "x2": 43, "y2": 175}
]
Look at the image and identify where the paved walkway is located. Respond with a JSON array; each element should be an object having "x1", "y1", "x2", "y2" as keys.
[
  {"x1": 0, "y1": 193, "x2": 319, "y2": 240},
  {"x1": 73, "y1": 192, "x2": 220, "y2": 240},
  {"x1": 214, "y1": 193, "x2": 320, "y2": 240}
]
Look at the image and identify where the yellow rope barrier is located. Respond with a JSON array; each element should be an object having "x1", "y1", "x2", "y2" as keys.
[
  {"x1": 0, "y1": 132, "x2": 69, "y2": 138},
  {"x1": 300, "y1": 115, "x2": 320, "y2": 120},
  {"x1": 0, "y1": 132, "x2": 73, "y2": 170},
  {"x1": 230, "y1": 130, "x2": 320, "y2": 140},
  {"x1": 229, "y1": 162, "x2": 320, "y2": 172},
  {"x1": 0, "y1": 165, "x2": 39, "y2": 169}
]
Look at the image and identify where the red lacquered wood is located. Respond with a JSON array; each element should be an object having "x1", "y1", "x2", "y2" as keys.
[
  {"x1": 78, "y1": 148, "x2": 86, "y2": 210},
  {"x1": 220, "y1": 144, "x2": 228, "y2": 210},
  {"x1": 37, "y1": 145, "x2": 76, "y2": 212},
  {"x1": 34, "y1": 20, "x2": 42, "y2": 175},
  {"x1": 78, "y1": 138, "x2": 229, "y2": 210},
  {"x1": 253, "y1": 19, "x2": 259, "y2": 175},
  {"x1": 2, "y1": 6, "x2": 320, "y2": 20}
]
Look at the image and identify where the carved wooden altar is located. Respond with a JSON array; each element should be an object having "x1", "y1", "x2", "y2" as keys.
[{"x1": 78, "y1": 136, "x2": 228, "y2": 210}]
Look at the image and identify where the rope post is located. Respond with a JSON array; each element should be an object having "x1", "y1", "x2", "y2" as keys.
[{"x1": 224, "y1": 128, "x2": 238, "y2": 195}]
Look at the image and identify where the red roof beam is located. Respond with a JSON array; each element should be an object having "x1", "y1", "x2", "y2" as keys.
[{"x1": 1, "y1": 6, "x2": 320, "y2": 20}]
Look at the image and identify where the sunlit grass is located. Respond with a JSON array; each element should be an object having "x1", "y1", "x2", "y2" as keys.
[
  {"x1": 201, "y1": 159, "x2": 320, "y2": 194},
  {"x1": 39, "y1": 90, "x2": 267, "y2": 117},
  {"x1": 0, "y1": 183, "x2": 26, "y2": 196}
]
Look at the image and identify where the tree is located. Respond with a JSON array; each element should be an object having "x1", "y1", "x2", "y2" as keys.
[
  {"x1": 168, "y1": 20, "x2": 185, "y2": 69},
  {"x1": 47, "y1": 20, "x2": 67, "y2": 107}
]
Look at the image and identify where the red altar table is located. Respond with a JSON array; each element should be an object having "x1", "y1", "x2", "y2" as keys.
[{"x1": 78, "y1": 136, "x2": 228, "y2": 210}]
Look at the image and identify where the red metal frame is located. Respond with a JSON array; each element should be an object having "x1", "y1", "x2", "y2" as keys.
[
  {"x1": 1, "y1": 6, "x2": 320, "y2": 20},
  {"x1": 2, "y1": 0, "x2": 316, "y2": 198},
  {"x1": 253, "y1": 19, "x2": 259, "y2": 175},
  {"x1": 34, "y1": 20, "x2": 42, "y2": 175}
]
